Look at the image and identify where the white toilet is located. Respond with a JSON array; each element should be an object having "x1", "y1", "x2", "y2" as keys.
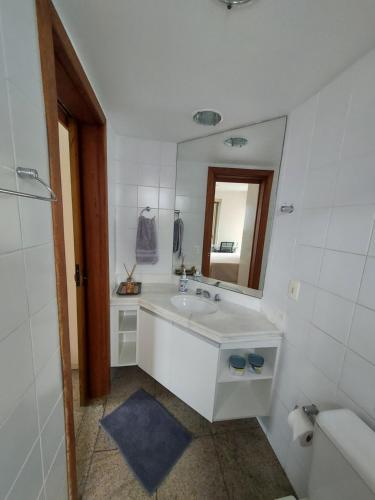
[{"x1": 278, "y1": 408, "x2": 375, "y2": 500}]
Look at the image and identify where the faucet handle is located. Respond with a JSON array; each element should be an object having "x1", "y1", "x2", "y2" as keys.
[
  {"x1": 196, "y1": 288, "x2": 202, "y2": 295},
  {"x1": 214, "y1": 293, "x2": 221, "y2": 302}
]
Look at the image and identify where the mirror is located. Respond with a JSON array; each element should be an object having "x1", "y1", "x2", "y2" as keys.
[{"x1": 173, "y1": 116, "x2": 286, "y2": 296}]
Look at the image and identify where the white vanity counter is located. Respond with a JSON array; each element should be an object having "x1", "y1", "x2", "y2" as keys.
[
  {"x1": 111, "y1": 283, "x2": 281, "y2": 345},
  {"x1": 110, "y1": 283, "x2": 282, "y2": 422}
]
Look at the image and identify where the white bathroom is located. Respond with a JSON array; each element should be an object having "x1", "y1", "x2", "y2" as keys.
[{"x1": 1, "y1": 1, "x2": 375, "y2": 499}]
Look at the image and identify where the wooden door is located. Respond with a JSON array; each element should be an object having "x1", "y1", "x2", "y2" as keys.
[{"x1": 67, "y1": 116, "x2": 88, "y2": 405}]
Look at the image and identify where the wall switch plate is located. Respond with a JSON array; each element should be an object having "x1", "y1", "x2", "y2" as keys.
[{"x1": 288, "y1": 280, "x2": 300, "y2": 301}]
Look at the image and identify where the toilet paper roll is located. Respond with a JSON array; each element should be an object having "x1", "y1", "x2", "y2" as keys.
[{"x1": 287, "y1": 407, "x2": 314, "y2": 447}]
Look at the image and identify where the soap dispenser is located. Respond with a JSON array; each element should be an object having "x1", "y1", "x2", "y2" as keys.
[{"x1": 179, "y1": 268, "x2": 189, "y2": 293}]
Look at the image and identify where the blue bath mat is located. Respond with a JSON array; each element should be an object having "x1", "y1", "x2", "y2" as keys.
[{"x1": 100, "y1": 389, "x2": 192, "y2": 494}]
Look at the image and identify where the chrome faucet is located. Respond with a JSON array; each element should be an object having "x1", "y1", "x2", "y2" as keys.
[
  {"x1": 214, "y1": 293, "x2": 221, "y2": 302},
  {"x1": 202, "y1": 290, "x2": 211, "y2": 299}
]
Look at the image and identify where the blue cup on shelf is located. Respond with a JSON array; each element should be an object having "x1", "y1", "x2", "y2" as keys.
[
  {"x1": 229, "y1": 354, "x2": 246, "y2": 376},
  {"x1": 248, "y1": 353, "x2": 264, "y2": 374}
]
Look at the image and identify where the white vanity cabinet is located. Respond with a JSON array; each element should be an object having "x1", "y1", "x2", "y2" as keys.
[
  {"x1": 138, "y1": 308, "x2": 219, "y2": 421},
  {"x1": 138, "y1": 308, "x2": 281, "y2": 422}
]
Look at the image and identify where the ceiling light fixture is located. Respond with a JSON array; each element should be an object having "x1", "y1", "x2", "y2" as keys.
[
  {"x1": 224, "y1": 137, "x2": 248, "y2": 148},
  {"x1": 193, "y1": 110, "x2": 222, "y2": 126},
  {"x1": 217, "y1": 0, "x2": 255, "y2": 10}
]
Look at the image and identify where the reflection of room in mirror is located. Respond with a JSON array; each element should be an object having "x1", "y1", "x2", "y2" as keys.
[{"x1": 210, "y1": 182, "x2": 259, "y2": 286}]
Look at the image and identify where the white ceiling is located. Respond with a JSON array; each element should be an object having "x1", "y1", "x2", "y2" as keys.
[{"x1": 53, "y1": 0, "x2": 375, "y2": 142}]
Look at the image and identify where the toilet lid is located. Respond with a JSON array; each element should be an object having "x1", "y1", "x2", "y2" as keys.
[{"x1": 316, "y1": 409, "x2": 375, "y2": 495}]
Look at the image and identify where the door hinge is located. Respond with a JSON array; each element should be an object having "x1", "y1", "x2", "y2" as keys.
[{"x1": 74, "y1": 264, "x2": 87, "y2": 287}]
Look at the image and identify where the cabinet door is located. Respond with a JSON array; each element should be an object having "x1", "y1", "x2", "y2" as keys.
[
  {"x1": 138, "y1": 309, "x2": 219, "y2": 421},
  {"x1": 138, "y1": 309, "x2": 174, "y2": 388},
  {"x1": 167, "y1": 322, "x2": 218, "y2": 421}
]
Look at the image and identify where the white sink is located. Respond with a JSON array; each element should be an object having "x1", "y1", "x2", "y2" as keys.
[{"x1": 170, "y1": 294, "x2": 218, "y2": 315}]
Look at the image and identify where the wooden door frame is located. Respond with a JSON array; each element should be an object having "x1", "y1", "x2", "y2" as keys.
[
  {"x1": 36, "y1": 1, "x2": 110, "y2": 498},
  {"x1": 202, "y1": 167, "x2": 274, "y2": 290}
]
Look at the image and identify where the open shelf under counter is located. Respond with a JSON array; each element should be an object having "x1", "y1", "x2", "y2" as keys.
[
  {"x1": 118, "y1": 338, "x2": 137, "y2": 366},
  {"x1": 218, "y1": 363, "x2": 274, "y2": 383}
]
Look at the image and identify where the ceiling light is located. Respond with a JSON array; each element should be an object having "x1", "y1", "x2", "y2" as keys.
[
  {"x1": 217, "y1": 0, "x2": 255, "y2": 10},
  {"x1": 224, "y1": 137, "x2": 248, "y2": 148},
  {"x1": 193, "y1": 110, "x2": 222, "y2": 126}
]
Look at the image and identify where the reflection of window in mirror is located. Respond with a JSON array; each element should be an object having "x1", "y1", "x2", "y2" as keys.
[{"x1": 202, "y1": 167, "x2": 274, "y2": 290}]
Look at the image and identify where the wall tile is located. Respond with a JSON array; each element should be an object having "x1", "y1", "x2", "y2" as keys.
[
  {"x1": 312, "y1": 289, "x2": 354, "y2": 343},
  {"x1": 0, "y1": 167, "x2": 22, "y2": 253},
  {"x1": 138, "y1": 140, "x2": 161, "y2": 164},
  {"x1": 114, "y1": 183, "x2": 137, "y2": 207},
  {"x1": 116, "y1": 206, "x2": 138, "y2": 230},
  {"x1": 24, "y1": 243, "x2": 56, "y2": 315},
  {"x1": 41, "y1": 397, "x2": 65, "y2": 475},
  {"x1": 19, "y1": 196, "x2": 53, "y2": 248},
  {"x1": 30, "y1": 302, "x2": 59, "y2": 375},
  {"x1": 297, "y1": 208, "x2": 330, "y2": 247},
  {"x1": 115, "y1": 136, "x2": 140, "y2": 162},
  {"x1": 44, "y1": 439, "x2": 67, "y2": 500},
  {"x1": 358, "y1": 257, "x2": 375, "y2": 310},
  {"x1": 161, "y1": 142, "x2": 177, "y2": 166},
  {"x1": 339, "y1": 350, "x2": 375, "y2": 417},
  {"x1": 138, "y1": 186, "x2": 159, "y2": 208},
  {"x1": 0, "y1": 384, "x2": 39, "y2": 499},
  {"x1": 369, "y1": 230, "x2": 375, "y2": 257},
  {"x1": 318, "y1": 250, "x2": 365, "y2": 301},
  {"x1": 160, "y1": 165, "x2": 176, "y2": 189},
  {"x1": 139, "y1": 164, "x2": 159, "y2": 187},
  {"x1": 36, "y1": 349, "x2": 62, "y2": 428},
  {"x1": 335, "y1": 152, "x2": 375, "y2": 206},
  {"x1": 0, "y1": 79, "x2": 14, "y2": 168},
  {"x1": 326, "y1": 205, "x2": 375, "y2": 254},
  {"x1": 6, "y1": 438, "x2": 44, "y2": 500},
  {"x1": 307, "y1": 324, "x2": 345, "y2": 383},
  {"x1": 293, "y1": 245, "x2": 323, "y2": 285},
  {"x1": 0, "y1": 250, "x2": 28, "y2": 340},
  {"x1": 284, "y1": 314, "x2": 310, "y2": 350},
  {"x1": 302, "y1": 164, "x2": 338, "y2": 208},
  {"x1": 0, "y1": 322, "x2": 34, "y2": 424},
  {"x1": 115, "y1": 160, "x2": 139, "y2": 185},
  {"x1": 159, "y1": 188, "x2": 175, "y2": 210},
  {"x1": 348, "y1": 305, "x2": 375, "y2": 365},
  {"x1": 286, "y1": 281, "x2": 316, "y2": 322}
]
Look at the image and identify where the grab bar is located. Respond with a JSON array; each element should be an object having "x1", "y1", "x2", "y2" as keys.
[{"x1": 0, "y1": 167, "x2": 57, "y2": 202}]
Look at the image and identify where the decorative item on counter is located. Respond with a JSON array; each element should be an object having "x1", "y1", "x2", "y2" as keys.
[
  {"x1": 175, "y1": 266, "x2": 196, "y2": 276},
  {"x1": 116, "y1": 264, "x2": 142, "y2": 296},
  {"x1": 229, "y1": 355, "x2": 246, "y2": 376},
  {"x1": 248, "y1": 353, "x2": 264, "y2": 374}
]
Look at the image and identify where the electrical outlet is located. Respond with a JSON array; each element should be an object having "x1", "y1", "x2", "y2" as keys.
[{"x1": 288, "y1": 280, "x2": 300, "y2": 301}]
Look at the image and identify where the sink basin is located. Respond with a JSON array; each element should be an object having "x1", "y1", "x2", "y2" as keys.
[{"x1": 170, "y1": 295, "x2": 218, "y2": 315}]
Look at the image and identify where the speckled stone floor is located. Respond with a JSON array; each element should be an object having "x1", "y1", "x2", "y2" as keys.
[{"x1": 72, "y1": 367, "x2": 294, "y2": 500}]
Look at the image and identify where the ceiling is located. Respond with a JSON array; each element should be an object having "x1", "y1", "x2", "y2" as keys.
[{"x1": 53, "y1": 0, "x2": 375, "y2": 142}]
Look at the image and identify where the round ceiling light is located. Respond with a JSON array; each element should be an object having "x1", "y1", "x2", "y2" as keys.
[
  {"x1": 193, "y1": 110, "x2": 222, "y2": 126},
  {"x1": 224, "y1": 137, "x2": 248, "y2": 148},
  {"x1": 217, "y1": 0, "x2": 254, "y2": 9}
]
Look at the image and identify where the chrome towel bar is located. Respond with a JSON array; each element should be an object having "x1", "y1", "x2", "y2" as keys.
[{"x1": 0, "y1": 167, "x2": 57, "y2": 202}]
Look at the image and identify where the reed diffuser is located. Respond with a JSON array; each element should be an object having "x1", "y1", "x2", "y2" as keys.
[{"x1": 124, "y1": 263, "x2": 136, "y2": 294}]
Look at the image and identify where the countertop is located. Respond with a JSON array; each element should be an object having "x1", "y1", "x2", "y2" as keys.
[{"x1": 111, "y1": 284, "x2": 282, "y2": 345}]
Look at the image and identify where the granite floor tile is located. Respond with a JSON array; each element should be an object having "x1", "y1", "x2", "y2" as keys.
[
  {"x1": 83, "y1": 450, "x2": 156, "y2": 500},
  {"x1": 157, "y1": 436, "x2": 228, "y2": 500},
  {"x1": 210, "y1": 416, "x2": 260, "y2": 435},
  {"x1": 154, "y1": 384, "x2": 212, "y2": 438},
  {"x1": 214, "y1": 430, "x2": 294, "y2": 500},
  {"x1": 109, "y1": 366, "x2": 156, "y2": 398},
  {"x1": 95, "y1": 397, "x2": 126, "y2": 452},
  {"x1": 76, "y1": 402, "x2": 105, "y2": 497}
]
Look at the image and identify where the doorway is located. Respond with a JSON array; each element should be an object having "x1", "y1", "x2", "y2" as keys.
[{"x1": 36, "y1": 0, "x2": 110, "y2": 497}]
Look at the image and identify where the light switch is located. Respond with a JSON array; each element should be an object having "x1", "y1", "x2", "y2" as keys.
[{"x1": 288, "y1": 280, "x2": 300, "y2": 301}]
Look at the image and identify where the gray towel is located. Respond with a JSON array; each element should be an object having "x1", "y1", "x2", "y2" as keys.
[
  {"x1": 136, "y1": 215, "x2": 159, "y2": 264},
  {"x1": 173, "y1": 218, "x2": 184, "y2": 257}
]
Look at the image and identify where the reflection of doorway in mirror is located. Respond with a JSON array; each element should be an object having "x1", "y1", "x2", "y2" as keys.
[{"x1": 210, "y1": 182, "x2": 259, "y2": 285}]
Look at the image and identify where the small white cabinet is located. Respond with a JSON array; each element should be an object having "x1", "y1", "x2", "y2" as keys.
[
  {"x1": 138, "y1": 308, "x2": 219, "y2": 421},
  {"x1": 110, "y1": 305, "x2": 138, "y2": 366}
]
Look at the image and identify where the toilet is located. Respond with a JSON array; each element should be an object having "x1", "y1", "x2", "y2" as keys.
[{"x1": 277, "y1": 409, "x2": 375, "y2": 499}]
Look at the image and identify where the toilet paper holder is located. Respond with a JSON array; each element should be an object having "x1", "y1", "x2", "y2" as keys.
[{"x1": 295, "y1": 404, "x2": 319, "y2": 423}]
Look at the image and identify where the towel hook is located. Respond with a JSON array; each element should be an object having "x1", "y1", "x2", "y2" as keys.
[{"x1": 140, "y1": 206, "x2": 151, "y2": 215}]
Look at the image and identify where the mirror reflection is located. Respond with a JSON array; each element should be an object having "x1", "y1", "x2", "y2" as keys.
[{"x1": 174, "y1": 117, "x2": 287, "y2": 296}]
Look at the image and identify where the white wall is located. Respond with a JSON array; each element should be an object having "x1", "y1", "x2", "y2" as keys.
[
  {"x1": 0, "y1": 1, "x2": 67, "y2": 499},
  {"x1": 262, "y1": 48, "x2": 375, "y2": 497},
  {"x1": 215, "y1": 189, "x2": 247, "y2": 247},
  {"x1": 108, "y1": 135, "x2": 177, "y2": 286}
]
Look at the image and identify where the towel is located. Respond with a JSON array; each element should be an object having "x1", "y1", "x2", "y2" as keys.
[
  {"x1": 136, "y1": 215, "x2": 159, "y2": 264},
  {"x1": 173, "y1": 218, "x2": 184, "y2": 257}
]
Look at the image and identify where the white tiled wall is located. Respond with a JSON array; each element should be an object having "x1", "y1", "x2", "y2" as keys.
[
  {"x1": 109, "y1": 135, "x2": 177, "y2": 286},
  {"x1": 262, "y1": 48, "x2": 375, "y2": 497},
  {"x1": 0, "y1": 1, "x2": 67, "y2": 499}
]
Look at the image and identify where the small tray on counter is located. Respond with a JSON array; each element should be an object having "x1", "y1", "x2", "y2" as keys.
[{"x1": 116, "y1": 282, "x2": 142, "y2": 296}]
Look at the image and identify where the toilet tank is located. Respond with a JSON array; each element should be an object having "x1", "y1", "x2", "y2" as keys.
[{"x1": 309, "y1": 409, "x2": 375, "y2": 500}]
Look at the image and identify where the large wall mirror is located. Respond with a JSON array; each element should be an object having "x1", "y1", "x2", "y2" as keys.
[{"x1": 173, "y1": 116, "x2": 287, "y2": 296}]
